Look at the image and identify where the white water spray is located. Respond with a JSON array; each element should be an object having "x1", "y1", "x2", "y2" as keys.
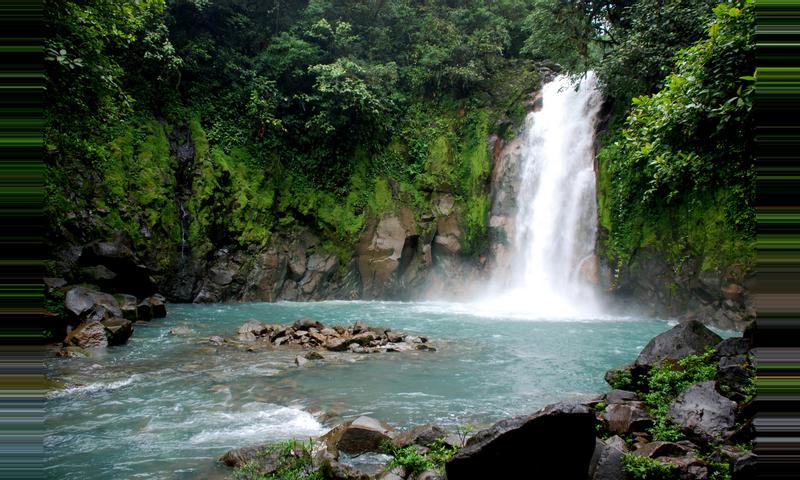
[{"x1": 481, "y1": 73, "x2": 603, "y2": 318}]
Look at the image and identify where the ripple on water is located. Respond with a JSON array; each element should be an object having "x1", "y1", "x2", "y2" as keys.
[{"x1": 45, "y1": 300, "x2": 721, "y2": 480}]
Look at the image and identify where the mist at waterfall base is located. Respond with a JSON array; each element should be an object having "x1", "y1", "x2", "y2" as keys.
[{"x1": 476, "y1": 73, "x2": 606, "y2": 319}]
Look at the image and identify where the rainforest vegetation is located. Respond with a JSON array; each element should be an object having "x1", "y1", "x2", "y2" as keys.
[{"x1": 45, "y1": 0, "x2": 754, "y2": 283}]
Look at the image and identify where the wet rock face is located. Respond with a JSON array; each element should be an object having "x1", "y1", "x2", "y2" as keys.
[
  {"x1": 668, "y1": 381, "x2": 736, "y2": 443},
  {"x1": 609, "y1": 247, "x2": 753, "y2": 331},
  {"x1": 445, "y1": 403, "x2": 596, "y2": 480},
  {"x1": 634, "y1": 320, "x2": 722, "y2": 368}
]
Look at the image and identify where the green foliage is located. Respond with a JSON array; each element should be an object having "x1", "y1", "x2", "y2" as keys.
[
  {"x1": 608, "y1": 369, "x2": 634, "y2": 390},
  {"x1": 621, "y1": 453, "x2": 679, "y2": 480},
  {"x1": 384, "y1": 439, "x2": 458, "y2": 475},
  {"x1": 644, "y1": 348, "x2": 718, "y2": 441},
  {"x1": 597, "y1": 0, "x2": 755, "y2": 274},
  {"x1": 231, "y1": 440, "x2": 322, "y2": 480},
  {"x1": 388, "y1": 445, "x2": 435, "y2": 476},
  {"x1": 44, "y1": 288, "x2": 66, "y2": 318}
]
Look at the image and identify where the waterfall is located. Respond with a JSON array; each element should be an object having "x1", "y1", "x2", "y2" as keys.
[{"x1": 483, "y1": 73, "x2": 603, "y2": 318}]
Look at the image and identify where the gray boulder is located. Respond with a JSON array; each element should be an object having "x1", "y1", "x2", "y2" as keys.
[
  {"x1": 336, "y1": 416, "x2": 395, "y2": 455},
  {"x1": 445, "y1": 403, "x2": 595, "y2": 480},
  {"x1": 148, "y1": 295, "x2": 167, "y2": 318},
  {"x1": 606, "y1": 390, "x2": 637, "y2": 404},
  {"x1": 590, "y1": 438, "x2": 626, "y2": 480},
  {"x1": 635, "y1": 320, "x2": 722, "y2": 368},
  {"x1": 65, "y1": 287, "x2": 122, "y2": 321},
  {"x1": 668, "y1": 381, "x2": 736, "y2": 443}
]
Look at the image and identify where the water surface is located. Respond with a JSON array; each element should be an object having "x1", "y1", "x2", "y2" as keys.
[{"x1": 46, "y1": 301, "x2": 678, "y2": 479}]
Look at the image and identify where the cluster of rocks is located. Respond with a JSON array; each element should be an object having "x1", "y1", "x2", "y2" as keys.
[
  {"x1": 53, "y1": 285, "x2": 167, "y2": 357},
  {"x1": 230, "y1": 318, "x2": 437, "y2": 355},
  {"x1": 589, "y1": 321, "x2": 755, "y2": 480},
  {"x1": 219, "y1": 320, "x2": 755, "y2": 480},
  {"x1": 221, "y1": 417, "x2": 455, "y2": 480}
]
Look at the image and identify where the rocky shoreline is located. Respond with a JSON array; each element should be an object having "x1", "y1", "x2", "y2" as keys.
[{"x1": 219, "y1": 320, "x2": 756, "y2": 480}]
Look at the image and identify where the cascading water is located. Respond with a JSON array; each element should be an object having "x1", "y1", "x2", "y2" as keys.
[{"x1": 482, "y1": 72, "x2": 603, "y2": 318}]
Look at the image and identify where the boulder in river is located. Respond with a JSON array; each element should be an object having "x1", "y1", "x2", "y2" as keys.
[
  {"x1": 668, "y1": 381, "x2": 736, "y2": 443},
  {"x1": 65, "y1": 286, "x2": 122, "y2": 322},
  {"x1": 445, "y1": 403, "x2": 596, "y2": 480},
  {"x1": 115, "y1": 294, "x2": 138, "y2": 321},
  {"x1": 634, "y1": 320, "x2": 721, "y2": 368},
  {"x1": 335, "y1": 416, "x2": 395, "y2": 455},
  {"x1": 101, "y1": 317, "x2": 133, "y2": 346},
  {"x1": 148, "y1": 295, "x2": 167, "y2": 318},
  {"x1": 65, "y1": 321, "x2": 108, "y2": 349}
]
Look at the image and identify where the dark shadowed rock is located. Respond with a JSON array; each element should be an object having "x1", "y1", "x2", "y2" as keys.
[
  {"x1": 65, "y1": 321, "x2": 108, "y2": 349},
  {"x1": 394, "y1": 425, "x2": 448, "y2": 448},
  {"x1": 115, "y1": 294, "x2": 138, "y2": 321},
  {"x1": 101, "y1": 317, "x2": 133, "y2": 345},
  {"x1": 294, "y1": 318, "x2": 324, "y2": 330},
  {"x1": 336, "y1": 416, "x2": 395, "y2": 455},
  {"x1": 445, "y1": 403, "x2": 595, "y2": 480},
  {"x1": 717, "y1": 355, "x2": 753, "y2": 396},
  {"x1": 668, "y1": 381, "x2": 736, "y2": 442},
  {"x1": 137, "y1": 301, "x2": 153, "y2": 321},
  {"x1": 148, "y1": 295, "x2": 167, "y2": 318},
  {"x1": 732, "y1": 452, "x2": 756, "y2": 480},
  {"x1": 716, "y1": 337, "x2": 750, "y2": 357},
  {"x1": 635, "y1": 320, "x2": 722, "y2": 368},
  {"x1": 602, "y1": 402, "x2": 653, "y2": 434},
  {"x1": 591, "y1": 438, "x2": 626, "y2": 480}
]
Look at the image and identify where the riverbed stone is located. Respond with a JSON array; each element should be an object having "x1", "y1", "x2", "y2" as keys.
[
  {"x1": 294, "y1": 318, "x2": 324, "y2": 330},
  {"x1": 101, "y1": 317, "x2": 133, "y2": 345},
  {"x1": 668, "y1": 381, "x2": 736, "y2": 443},
  {"x1": 220, "y1": 442, "x2": 308, "y2": 476},
  {"x1": 602, "y1": 402, "x2": 653, "y2": 434},
  {"x1": 635, "y1": 320, "x2": 722, "y2": 368},
  {"x1": 445, "y1": 403, "x2": 595, "y2": 480},
  {"x1": 336, "y1": 416, "x2": 395, "y2": 455},
  {"x1": 65, "y1": 321, "x2": 108, "y2": 349},
  {"x1": 394, "y1": 424, "x2": 448, "y2": 448}
]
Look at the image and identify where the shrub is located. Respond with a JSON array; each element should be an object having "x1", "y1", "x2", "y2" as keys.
[
  {"x1": 621, "y1": 453, "x2": 679, "y2": 480},
  {"x1": 644, "y1": 348, "x2": 717, "y2": 441}
]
